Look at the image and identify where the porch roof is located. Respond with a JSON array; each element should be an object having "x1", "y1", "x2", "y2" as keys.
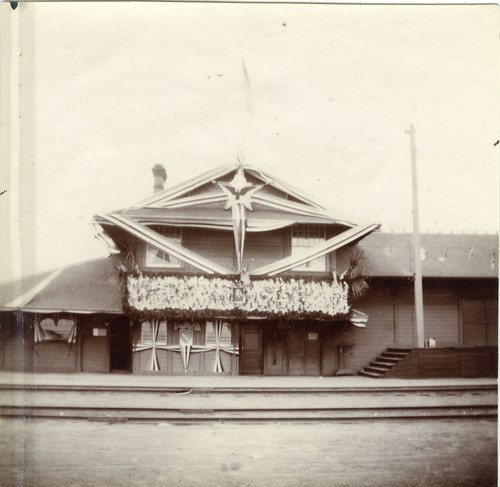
[{"x1": 0, "y1": 256, "x2": 124, "y2": 314}]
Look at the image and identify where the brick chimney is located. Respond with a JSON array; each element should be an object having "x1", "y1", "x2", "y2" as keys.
[{"x1": 152, "y1": 164, "x2": 167, "y2": 194}]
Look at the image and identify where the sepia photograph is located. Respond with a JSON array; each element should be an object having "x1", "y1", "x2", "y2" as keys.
[{"x1": 0, "y1": 2, "x2": 498, "y2": 486}]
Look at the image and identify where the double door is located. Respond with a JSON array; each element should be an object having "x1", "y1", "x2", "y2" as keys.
[{"x1": 239, "y1": 323, "x2": 321, "y2": 376}]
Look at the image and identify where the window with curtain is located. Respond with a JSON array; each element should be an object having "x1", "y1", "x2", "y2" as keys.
[
  {"x1": 139, "y1": 320, "x2": 167, "y2": 345},
  {"x1": 35, "y1": 318, "x2": 74, "y2": 342},
  {"x1": 205, "y1": 321, "x2": 231, "y2": 346}
]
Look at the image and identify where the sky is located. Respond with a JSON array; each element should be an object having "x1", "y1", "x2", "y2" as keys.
[{"x1": 1, "y1": 2, "x2": 499, "y2": 280}]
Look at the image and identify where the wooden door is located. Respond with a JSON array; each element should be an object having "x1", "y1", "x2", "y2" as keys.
[
  {"x1": 264, "y1": 329, "x2": 286, "y2": 376},
  {"x1": 82, "y1": 334, "x2": 109, "y2": 373},
  {"x1": 304, "y1": 329, "x2": 321, "y2": 376},
  {"x1": 240, "y1": 325, "x2": 263, "y2": 375},
  {"x1": 287, "y1": 329, "x2": 304, "y2": 375},
  {"x1": 461, "y1": 299, "x2": 498, "y2": 346},
  {"x1": 288, "y1": 326, "x2": 322, "y2": 376}
]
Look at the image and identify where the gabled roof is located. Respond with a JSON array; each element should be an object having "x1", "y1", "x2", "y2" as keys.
[
  {"x1": 0, "y1": 256, "x2": 124, "y2": 314},
  {"x1": 359, "y1": 233, "x2": 498, "y2": 279},
  {"x1": 105, "y1": 162, "x2": 356, "y2": 230},
  {"x1": 94, "y1": 161, "x2": 363, "y2": 275},
  {"x1": 134, "y1": 162, "x2": 328, "y2": 211}
]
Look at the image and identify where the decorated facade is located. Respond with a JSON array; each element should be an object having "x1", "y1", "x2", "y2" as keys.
[{"x1": 0, "y1": 162, "x2": 497, "y2": 377}]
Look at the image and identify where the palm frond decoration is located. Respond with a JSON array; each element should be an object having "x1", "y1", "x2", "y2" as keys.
[
  {"x1": 123, "y1": 237, "x2": 138, "y2": 271},
  {"x1": 342, "y1": 249, "x2": 370, "y2": 300}
]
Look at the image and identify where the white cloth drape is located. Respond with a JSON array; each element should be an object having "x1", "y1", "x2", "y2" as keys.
[{"x1": 133, "y1": 318, "x2": 170, "y2": 372}]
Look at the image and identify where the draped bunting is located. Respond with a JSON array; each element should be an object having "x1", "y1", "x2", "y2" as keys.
[
  {"x1": 67, "y1": 323, "x2": 77, "y2": 344},
  {"x1": 212, "y1": 319, "x2": 231, "y2": 373},
  {"x1": 132, "y1": 319, "x2": 238, "y2": 373},
  {"x1": 179, "y1": 328, "x2": 193, "y2": 372},
  {"x1": 133, "y1": 318, "x2": 170, "y2": 372},
  {"x1": 34, "y1": 318, "x2": 44, "y2": 343},
  {"x1": 33, "y1": 316, "x2": 77, "y2": 344}
]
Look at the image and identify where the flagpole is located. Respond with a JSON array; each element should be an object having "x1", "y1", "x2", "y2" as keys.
[{"x1": 407, "y1": 124, "x2": 425, "y2": 348}]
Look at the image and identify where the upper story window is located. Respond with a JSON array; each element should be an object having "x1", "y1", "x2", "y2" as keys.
[
  {"x1": 291, "y1": 225, "x2": 327, "y2": 272},
  {"x1": 145, "y1": 227, "x2": 182, "y2": 268}
]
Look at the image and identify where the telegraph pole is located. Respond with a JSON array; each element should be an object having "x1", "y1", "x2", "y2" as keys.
[{"x1": 407, "y1": 124, "x2": 425, "y2": 348}]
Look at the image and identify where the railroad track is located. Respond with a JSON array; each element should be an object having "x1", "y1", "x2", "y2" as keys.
[
  {"x1": 0, "y1": 383, "x2": 496, "y2": 394},
  {"x1": 1, "y1": 383, "x2": 496, "y2": 422},
  {"x1": 0, "y1": 404, "x2": 497, "y2": 422}
]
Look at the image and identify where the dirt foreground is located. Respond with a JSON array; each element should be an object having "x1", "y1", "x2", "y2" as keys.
[{"x1": 1, "y1": 417, "x2": 496, "y2": 487}]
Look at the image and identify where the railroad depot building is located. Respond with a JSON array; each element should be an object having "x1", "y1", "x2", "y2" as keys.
[{"x1": 0, "y1": 163, "x2": 497, "y2": 377}]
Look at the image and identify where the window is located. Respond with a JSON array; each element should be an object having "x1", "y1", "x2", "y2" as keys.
[
  {"x1": 145, "y1": 227, "x2": 182, "y2": 268},
  {"x1": 205, "y1": 320, "x2": 232, "y2": 346},
  {"x1": 291, "y1": 225, "x2": 326, "y2": 271},
  {"x1": 35, "y1": 318, "x2": 75, "y2": 342},
  {"x1": 139, "y1": 320, "x2": 167, "y2": 345}
]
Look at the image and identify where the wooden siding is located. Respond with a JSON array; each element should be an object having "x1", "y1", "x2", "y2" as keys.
[
  {"x1": 136, "y1": 229, "x2": 234, "y2": 273},
  {"x1": 386, "y1": 347, "x2": 497, "y2": 378},
  {"x1": 34, "y1": 342, "x2": 78, "y2": 373},
  {"x1": 351, "y1": 280, "x2": 496, "y2": 374},
  {"x1": 423, "y1": 294, "x2": 460, "y2": 346},
  {"x1": 395, "y1": 288, "x2": 415, "y2": 347},
  {"x1": 243, "y1": 230, "x2": 286, "y2": 270},
  {"x1": 459, "y1": 280, "x2": 498, "y2": 299},
  {"x1": 321, "y1": 327, "x2": 335, "y2": 376},
  {"x1": 1, "y1": 334, "x2": 32, "y2": 372},
  {"x1": 135, "y1": 225, "x2": 348, "y2": 277},
  {"x1": 0, "y1": 313, "x2": 33, "y2": 372},
  {"x1": 461, "y1": 298, "x2": 498, "y2": 346},
  {"x1": 182, "y1": 229, "x2": 234, "y2": 271},
  {"x1": 386, "y1": 282, "x2": 464, "y2": 348},
  {"x1": 1, "y1": 335, "x2": 25, "y2": 371},
  {"x1": 340, "y1": 291, "x2": 396, "y2": 372}
]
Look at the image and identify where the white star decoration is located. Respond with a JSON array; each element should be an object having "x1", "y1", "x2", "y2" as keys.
[{"x1": 213, "y1": 163, "x2": 264, "y2": 272}]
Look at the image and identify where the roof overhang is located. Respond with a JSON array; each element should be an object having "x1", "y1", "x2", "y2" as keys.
[
  {"x1": 250, "y1": 223, "x2": 380, "y2": 276},
  {"x1": 98, "y1": 214, "x2": 233, "y2": 275}
]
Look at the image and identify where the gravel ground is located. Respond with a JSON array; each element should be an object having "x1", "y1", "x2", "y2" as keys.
[{"x1": 1, "y1": 418, "x2": 496, "y2": 487}]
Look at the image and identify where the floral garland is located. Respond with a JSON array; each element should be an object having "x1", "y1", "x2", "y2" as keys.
[{"x1": 126, "y1": 273, "x2": 350, "y2": 320}]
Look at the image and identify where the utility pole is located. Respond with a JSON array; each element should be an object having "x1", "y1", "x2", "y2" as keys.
[{"x1": 407, "y1": 124, "x2": 425, "y2": 348}]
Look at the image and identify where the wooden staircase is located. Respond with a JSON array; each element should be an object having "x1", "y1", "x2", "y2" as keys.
[{"x1": 359, "y1": 348, "x2": 412, "y2": 378}]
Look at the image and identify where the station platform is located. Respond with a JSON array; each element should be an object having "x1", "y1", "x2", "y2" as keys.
[{"x1": 0, "y1": 371, "x2": 496, "y2": 390}]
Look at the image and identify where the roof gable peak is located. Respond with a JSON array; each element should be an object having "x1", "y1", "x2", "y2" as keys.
[{"x1": 128, "y1": 161, "x2": 326, "y2": 212}]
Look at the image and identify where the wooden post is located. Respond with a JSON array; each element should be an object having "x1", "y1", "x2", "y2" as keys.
[
  {"x1": 75, "y1": 316, "x2": 82, "y2": 373},
  {"x1": 407, "y1": 124, "x2": 425, "y2": 348}
]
